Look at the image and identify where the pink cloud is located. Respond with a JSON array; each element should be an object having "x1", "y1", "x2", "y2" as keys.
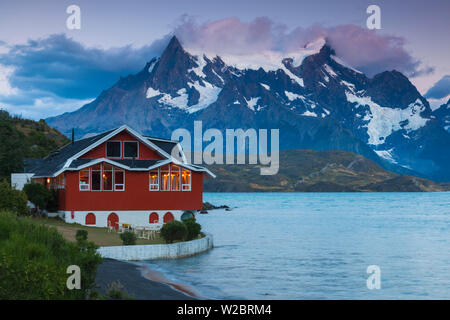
[{"x1": 173, "y1": 16, "x2": 432, "y2": 77}]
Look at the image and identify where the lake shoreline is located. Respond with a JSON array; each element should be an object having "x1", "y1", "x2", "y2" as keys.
[{"x1": 95, "y1": 258, "x2": 197, "y2": 300}]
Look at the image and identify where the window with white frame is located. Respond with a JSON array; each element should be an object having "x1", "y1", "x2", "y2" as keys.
[
  {"x1": 149, "y1": 165, "x2": 191, "y2": 191},
  {"x1": 79, "y1": 169, "x2": 90, "y2": 190},
  {"x1": 171, "y1": 165, "x2": 181, "y2": 191},
  {"x1": 124, "y1": 141, "x2": 138, "y2": 158},
  {"x1": 160, "y1": 166, "x2": 170, "y2": 191},
  {"x1": 114, "y1": 170, "x2": 125, "y2": 191},
  {"x1": 102, "y1": 163, "x2": 113, "y2": 191},
  {"x1": 181, "y1": 169, "x2": 191, "y2": 191},
  {"x1": 149, "y1": 170, "x2": 159, "y2": 191},
  {"x1": 106, "y1": 141, "x2": 121, "y2": 158},
  {"x1": 79, "y1": 163, "x2": 125, "y2": 191}
]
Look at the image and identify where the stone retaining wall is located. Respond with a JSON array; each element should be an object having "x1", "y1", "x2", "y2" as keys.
[{"x1": 97, "y1": 233, "x2": 213, "y2": 261}]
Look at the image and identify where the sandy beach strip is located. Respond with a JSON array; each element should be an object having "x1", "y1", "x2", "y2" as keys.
[{"x1": 95, "y1": 258, "x2": 197, "y2": 300}]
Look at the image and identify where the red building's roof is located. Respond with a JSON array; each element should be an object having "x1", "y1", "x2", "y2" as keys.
[{"x1": 26, "y1": 125, "x2": 214, "y2": 178}]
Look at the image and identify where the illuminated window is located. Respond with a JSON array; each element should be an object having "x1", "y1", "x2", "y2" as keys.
[
  {"x1": 171, "y1": 165, "x2": 180, "y2": 191},
  {"x1": 79, "y1": 163, "x2": 125, "y2": 191},
  {"x1": 149, "y1": 170, "x2": 159, "y2": 191},
  {"x1": 56, "y1": 174, "x2": 66, "y2": 189},
  {"x1": 181, "y1": 169, "x2": 191, "y2": 191},
  {"x1": 160, "y1": 166, "x2": 170, "y2": 191},
  {"x1": 79, "y1": 169, "x2": 90, "y2": 191},
  {"x1": 103, "y1": 163, "x2": 113, "y2": 191}
]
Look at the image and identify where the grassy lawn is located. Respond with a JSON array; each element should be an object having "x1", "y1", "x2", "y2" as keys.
[{"x1": 30, "y1": 217, "x2": 167, "y2": 247}]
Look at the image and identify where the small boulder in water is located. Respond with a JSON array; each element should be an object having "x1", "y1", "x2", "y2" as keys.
[{"x1": 202, "y1": 202, "x2": 230, "y2": 210}]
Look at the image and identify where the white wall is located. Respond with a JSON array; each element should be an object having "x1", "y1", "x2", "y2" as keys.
[
  {"x1": 97, "y1": 233, "x2": 213, "y2": 260},
  {"x1": 11, "y1": 173, "x2": 34, "y2": 190},
  {"x1": 60, "y1": 210, "x2": 188, "y2": 227}
]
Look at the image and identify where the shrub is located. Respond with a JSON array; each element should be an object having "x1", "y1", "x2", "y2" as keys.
[
  {"x1": 120, "y1": 231, "x2": 137, "y2": 246},
  {"x1": 0, "y1": 211, "x2": 102, "y2": 299},
  {"x1": 160, "y1": 220, "x2": 187, "y2": 244},
  {"x1": 75, "y1": 229, "x2": 88, "y2": 246},
  {"x1": 183, "y1": 218, "x2": 201, "y2": 241},
  {"x1": 46, "y1": 189, "x2": 59, "y2": 212},
  {"x1": 0, "y1": 180, "x2": 28, "y2": 216},
  {"x1": 105, "y1": 281, "x2": 134, "y2": 300},
  {"x1": 23, "y1": 182, "x2": 51, "y2": 211}
]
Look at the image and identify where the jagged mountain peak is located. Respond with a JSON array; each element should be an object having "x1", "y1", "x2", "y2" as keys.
[
  {"x1": 367, "y1": 69, "x2": 429, "y2": 110},
  {"x1": 167, "y1": 35, "x2": 183, "y2": 50},
  {"x1": 45, "y1": 34, "x2": 450, "y2": 182}
]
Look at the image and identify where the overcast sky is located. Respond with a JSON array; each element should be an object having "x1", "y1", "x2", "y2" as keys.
[{"x1": 0, "y1": 0, "x2": 449, "y2": 119}]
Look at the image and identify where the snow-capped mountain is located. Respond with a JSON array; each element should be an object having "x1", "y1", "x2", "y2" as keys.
[{"x1": 46, "y1": 36, "x2": 450, "y2": 181}]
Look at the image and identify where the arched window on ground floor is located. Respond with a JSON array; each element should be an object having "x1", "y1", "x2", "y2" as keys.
[{"x1": 163, "y1": 212, "x2": 174, "y2": 223}]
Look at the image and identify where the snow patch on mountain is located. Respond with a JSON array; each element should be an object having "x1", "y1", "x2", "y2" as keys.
[
  {"x1": 245, "y1": 97, "x2": 260, "y2": 111},
  {"x1": 280, "y1": 65, "x2": 304, "y2": 87},
  {"x1": 331, "y1": 55, "x2": 362, "y2": 74},
  {"x1": 158, "y1": 88, "x2": 189, "y2": 109},
  {"x1": 185, "y1": 38, "x2": 324, "y2": 73},
  {"x1": 374, "y1": 149, "x2": 397, "y2": 163},
  {"x1": 285, "y1": 91, "x2": 303, "y2": 101},
  {"x1": 146, "y1": 87, "x2": 161, "y2": 98},
  {"x1": 302, "y1": 110, "x2": 317, "y2": 117},
  {"x1": 188, "y1": 55, "x2": 207, "y2": 78},
  {"x1": 187, "y1": 81, "x2": 221, "y2": 113},
  {"x1": 346, "y1": 92, "x2": 429, "y2": 145},
  {"x1": 148, "y1": 59, "x2": 158, "y2": 73},
  {"x1": 323, "y1": 64, "x2": 338, "y2": 78},
  {"x1": 340, "y1": 80, "x2": 356, "y2": 92},
  {"x1": 260, "y1": 83, "x2": 270, "y2": 90}
]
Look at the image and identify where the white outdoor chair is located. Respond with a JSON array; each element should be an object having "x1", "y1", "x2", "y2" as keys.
[{"x1": 107, "y1": 221, "x2": 114, "y2": 233}]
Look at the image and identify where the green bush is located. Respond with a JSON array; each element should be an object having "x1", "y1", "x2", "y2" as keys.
[
  {"x1": 23, "y1": 182, "x2": 51, "y2": 211},
  {"x1": 0, "y1": 211, "x2": 102, "y2": 299},
  {"x1": 120, "y1": 231, "x2": 137, "y2": 246},
  {"x1": 46, "y1": 189, "x2": 59, "y2": 212},
  {"x1": 105, "y1": 281, "x2": 135, "y2": 300},
  {"x1": 75, "y1": 229, "x2": 88, "y2": 246},
  {"x1": 183, "y1": 218, "x2": 201, "y2": 241},
  {"x1": 0, "y1": 180, "x2": 28, "y2": 216},
  {"x1": 160, "y1": 220, "x2": 188, "y2": 244}
]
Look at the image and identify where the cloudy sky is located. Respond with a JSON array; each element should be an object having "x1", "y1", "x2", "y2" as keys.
[{"x1": 0, "y1": 0, "x2": 449, "y2": 119}]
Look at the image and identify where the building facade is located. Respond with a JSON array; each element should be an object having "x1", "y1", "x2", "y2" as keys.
[{"x1": 14, "y1": 125, "x2": 214, "y2": 228}]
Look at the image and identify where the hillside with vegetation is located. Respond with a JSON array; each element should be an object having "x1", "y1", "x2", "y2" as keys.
[
  {"x1": 0, "y1": 110, "x2": 69, "y2": 180},
  {"x1": 0, "y1": 109, "x2": 445, "y2": 192},
  {"x1": 204, "y1": 149, "x2": 447, "y2": 192}
]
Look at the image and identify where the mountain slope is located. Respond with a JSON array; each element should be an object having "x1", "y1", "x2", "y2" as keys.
[
  {"x1": 0, "y1": 110, "x2": 69, "y2": 180},
  {"x1": 46, "y1": 36, "x2": 450, "y2": 181},
  {"x1": 433, "y1": 99, "x2": 450, "y2": 132},
  {"x1": 203, "y1": 149, "x2": 445, "y2": 192}
]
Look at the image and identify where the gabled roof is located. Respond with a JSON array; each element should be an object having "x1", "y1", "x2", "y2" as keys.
[
  {"x1": 26, "y1": 125, "x2": 214, "y2": 178},
  {"x1": 25, "y1": 129, "x2": 116, "y2": 177}
]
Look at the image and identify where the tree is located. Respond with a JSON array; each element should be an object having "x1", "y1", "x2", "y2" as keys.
[
  {"x1": 23, "y1": 182, "x2": 51, "y2": 212},
  {"x1": 0, "y1": 180, "x2": 28, "y2": 216}
]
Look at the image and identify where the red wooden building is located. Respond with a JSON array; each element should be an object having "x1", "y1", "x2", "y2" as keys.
[{"x1": 19, "y1": 125, "x2": 214, "y2": 228}]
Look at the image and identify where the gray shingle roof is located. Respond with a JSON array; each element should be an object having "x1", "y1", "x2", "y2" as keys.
[
  {"x1": 23, "y1": 126, "x2": 212, "y2": 177},
  {"x1": 26, "y1": 128, "x2": 115, "y2": 177},
  {"x1": 146, "y1": 138, "x2": 179, "y2": 156}
]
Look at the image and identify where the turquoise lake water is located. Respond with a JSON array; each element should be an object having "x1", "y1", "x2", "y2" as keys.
[{"x1": 142, "y1": 192, "x2": 450, "y2": 299}]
